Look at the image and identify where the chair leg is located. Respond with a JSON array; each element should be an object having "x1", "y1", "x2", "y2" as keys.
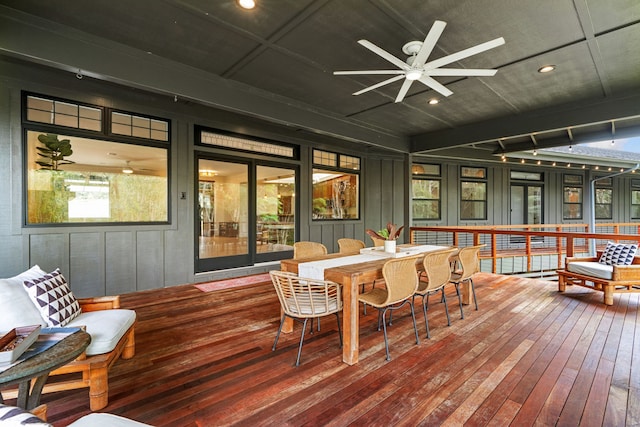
[
  {"x1": 409, "y1": 301, "x2": 420, "y2": 345},
  {"x1": 454, "y1": 283, "x2": 464, "y2": 319},
  {"x1": 334, "y1": 312, "x2": 343, "y2": 348},
  {"x1": 470, "y1": 278, "x2": 479, "y2": 310},
  {"x1": 420, "y1": 295, "x2": 430, "y2": 339},
  {"x1": 272, "y1": 313, "x2": 287, "y2": 351},
  {"x1": 295, "y1": 318, "x2": 309, "y2": 366},
  {"x1": 381, "y1": 308, "x2": 391, "y2": 361},
  {"x1": 441, "y1": 289, "x2": 451, "y2": 326}
]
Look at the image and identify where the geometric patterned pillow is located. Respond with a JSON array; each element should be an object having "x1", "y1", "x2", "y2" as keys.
[
  {"x1": 0, "y1": 404, "x2": 52, "y2": 426},
  {"x1": 22, "y1": 268, "x2": 81, "y2": 327},
  {"x1": 598, "y1": 242, "x2": 639, "y2": 266}
]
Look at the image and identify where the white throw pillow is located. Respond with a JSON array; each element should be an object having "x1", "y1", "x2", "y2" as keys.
[
  {"x1": 22, "y1": 268, "x2": 82, "y2": 327},
  {"x1": 598, "y1": 241, "x2": 638, "y2": 266},
  {"x1": 0, "y1": 404, "x2": 52, "y2": 426},
  {"x1": 0, "y1": 265, "x2": 48, "y2": 333}
]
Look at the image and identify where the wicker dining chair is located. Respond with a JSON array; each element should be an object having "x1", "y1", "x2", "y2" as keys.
[
  {"x1": 415, "y1": 247, "x2": 459, "y2": 338},
  {"x1": 358, "y1": 255, "x2": 422, "y2": 361},
  {"x1": 450, "y1": 244, "x2": 485, "y2": 311},
  {"x1": 337, "y1": 238, "x2": 366, "y2": 254},
  {"x1": 370, "y1": 236, "x2": 385, "y2": 247},
  {"x1": 293, "y1": 241, "x2": 328, "y2": 259},
  {"x1": 270, "y1": 270, "x2": 343, "y2": 366}
]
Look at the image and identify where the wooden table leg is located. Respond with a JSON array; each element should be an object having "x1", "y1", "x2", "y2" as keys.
[
  {"x1": 461, "y1": 280, "x2": 471, "y2": 305},
  {"x1": 342, "y1": 274, "x2": 359, "y2": 365}
]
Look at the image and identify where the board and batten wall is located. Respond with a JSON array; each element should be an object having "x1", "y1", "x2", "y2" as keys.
[{"x1": 0, "y1": 57, "x2": 408, "y2": 297}]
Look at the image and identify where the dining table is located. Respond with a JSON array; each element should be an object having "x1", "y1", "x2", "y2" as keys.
[{"x1": 280, "y1": 244, "x2": 463, "y2": 365}]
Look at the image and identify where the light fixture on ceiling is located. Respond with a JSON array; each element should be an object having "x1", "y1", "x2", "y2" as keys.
[
  {"x1": 537, "y1": 160, "x2": 541, "y2": 165},
  {"x1": 533, "y1": 149, "x2": 537, "y2": 156},
  {"x1": 412, "y1": 164, "x2": 425, "y2": 174},
  {"x1": 520, "y1": 159, "x2": 525, "y2": 164},
  {"x1": 538, "y1": 65, "x2": 555, "y2": 73},
  {"x1": 122, "y1": 162, "x2": 134, "y2": 174},
  {"x1": 428, "y1": 99, "x2": 439, "y2": 105},
  {"x1": 237, "y1": 0, "x2": 255, "y2": 9},
  {"x1": 611, "y1": 140, "x2": 615, "y2": 145}
]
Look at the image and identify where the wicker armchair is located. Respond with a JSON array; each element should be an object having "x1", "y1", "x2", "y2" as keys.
[
  {"x1": 450, "y1": 244, "x2": 484, "y2": 311},
  {"x1": 270, "y1": 270, "x2": 343, "y2": 366},
  {"x1": 337, "y1": 238, "x2": 365, "y2": 254},
  {"x1": 293, "y1": 241, "x2": 327, "y2": 259},
  {"x1": 358, "y1": 255, "x2": 422, "y2": 361},
  {"x1": 416, "y1": 247, "x2": 459, "y2": 338}
]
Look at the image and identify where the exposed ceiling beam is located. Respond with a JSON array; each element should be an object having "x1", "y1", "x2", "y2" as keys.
[
  {"x1": 0, "y1": 6, "x2": 410, "y2": 153},
  {"x1": 410, "y1": 89, "x2": 640, "y2": 153}
]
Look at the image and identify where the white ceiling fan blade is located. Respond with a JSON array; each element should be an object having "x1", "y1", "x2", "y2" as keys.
[
  {"x1": 358, "y1": 39, "x2": 410, "y2": 70},
  {"x1": 425, "y1": 37, "x2": 505, "y2": 70},
  {"x1": 418, "y1": 75, "x2": 453, "y2": 97},
  {"x1": 395, "y1": 79, "x2": 414, "y2": 103},
  {"x1": 353, "y1": 75, "x2": 405, "y2": 96},
  {"x1": 334, "y1": 70, "x2": 405, "y2": 75},
  {"x1": 413, "y1": 20, "x2": 447, "y2": 67},
  {"x1": 427, "y1": 68, "x2": 498, "y2": 76}
]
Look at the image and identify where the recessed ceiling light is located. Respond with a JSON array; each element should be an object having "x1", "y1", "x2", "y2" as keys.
[
  {"x1": 428, "y1": 99, "x2": 439, "y2": 105},
  {"x1": 238, "y1": 0, "x2": 255, "y2": 9},
  {"x1": 538, "y1": 65, "x2": 556, "y2": 73}
]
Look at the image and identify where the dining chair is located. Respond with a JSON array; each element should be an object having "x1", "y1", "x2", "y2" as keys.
[
  {"x1": 270, "y1": 270, "x2": 343, "y2": 366},
  {"x1": 293, "y1": 241, "x2": 328, "y2": 259},
  {"x1": 337, "y1": 238, "x2": 365, "y2": 254},
  {"x1": 370, "y1": 236, "x2": 385, "y2": 247},
  {"x1": 358, "y1": 255, "x2": 422, "y2": 361},
  {"x1": 450, "y1": 244, "x2": 485, "y2": 311},
  {"x1": 415, "y1": 247, "x2": 459, "y2": 338}
]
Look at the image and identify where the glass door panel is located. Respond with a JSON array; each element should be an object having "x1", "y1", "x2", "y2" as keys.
[
  {"x1": 197, "y1": 159, "x2": 248, "y2": 271},
  {"x1": 256, "y1": 165, "x2": 296, "y2": 256}
]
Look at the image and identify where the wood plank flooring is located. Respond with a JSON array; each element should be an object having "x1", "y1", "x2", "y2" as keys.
[{"x1": 20, "y1": 273, "x2": 640, "y2": 426}]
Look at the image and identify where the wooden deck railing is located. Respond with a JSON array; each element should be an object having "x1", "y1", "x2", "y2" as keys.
[{"x1": 410, "y1": 223, "x2": 640, "y2": 275}]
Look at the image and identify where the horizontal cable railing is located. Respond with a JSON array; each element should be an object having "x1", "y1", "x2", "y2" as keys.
[{"x1": 410, "y1": 223, "x2": 640, "y2": 276}]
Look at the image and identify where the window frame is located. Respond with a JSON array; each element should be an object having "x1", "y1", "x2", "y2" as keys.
[
  {"x1": 22, "y1": 92, "x2": 171, "y2": 227},
  {"x1": 460, "y1": 166, "x2": 487, "y2": 221},
  {"x1": 311, "y1": 149, "x2": 361, "y2": 221}
]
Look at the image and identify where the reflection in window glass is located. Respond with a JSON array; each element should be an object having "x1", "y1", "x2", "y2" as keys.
[
  {"x1": 460, "y1": 181, "x2": 486, "y2": 220},
  {"x1": 563, "y1": 186, "x2": 582, "y2": 219},
  {"x1": 412, "y1": 179, "x2": 440, "y2": 219},
  {"x1": 632, "y1": 190, "x2": 640, "y2": 219},
  {"x1": 257, "y1": 166, "x2": 295, "y2": 253},
  {"x1": 26, "y1": 131, "x2": 168, "y2": 224},
  {"x1": 595, "y1": 188, "x2": 612, "y2": 219},
  {"x1": 312, "y1": 169, "x2": 359, "y2": 219}
]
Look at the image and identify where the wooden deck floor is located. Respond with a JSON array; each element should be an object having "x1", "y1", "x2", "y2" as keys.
[{"x1": 27, "y1": 273, "x2": 640, "y2": 426}]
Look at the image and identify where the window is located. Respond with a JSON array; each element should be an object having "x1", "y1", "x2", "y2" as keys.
[
  {"x1": 24, "y1": 93, "x2": 169, "y2": 225},
  {"x1": 199, "y1": 128, "x2": 296, "y2": 158},
  {"x1": 312, "y1": 149, "x2": 360, "y2": 220},
  {"x1": 594, "y1": 177, "x2": 613, "y2": 219},
  {"x1": 563, "y1": 174, "x2": 583, "y2": 220},
  {"x1": 412, "y1": 179, "x2": 440, "y2": 220},
  {"x1": 460, "y1": 167, "x2": 487, "y2": 220},
  {"x1": 563, "y1": 187, "x2": 583, "y2": 219},
  {"x1": 633, "y1": 190, "x2": 640, "y2": 219}
]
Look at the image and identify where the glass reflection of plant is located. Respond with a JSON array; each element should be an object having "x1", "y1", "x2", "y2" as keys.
[{"x1": 35, "y1": 133, "x2": 75, "y2": 170}]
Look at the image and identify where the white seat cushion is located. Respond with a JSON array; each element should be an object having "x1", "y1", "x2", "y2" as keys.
[
  {"x1": 0, "y1": 266, "x2": 48, "y2": 334},
  {"x1": 68, "y1": 413, "x2": 152, "y2": 427},
  {"x1": 567, "y1": 261, "x2": 613, "y2": 280},
  {"x1": 66, "y1": 309, "x2": 136, "y2": 356}
]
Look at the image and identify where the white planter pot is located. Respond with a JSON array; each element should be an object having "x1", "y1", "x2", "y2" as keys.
[{"x1": 384, "y1": 240, "x2": 396, "y2": 253}]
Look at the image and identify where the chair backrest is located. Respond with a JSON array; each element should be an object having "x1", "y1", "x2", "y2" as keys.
[
  {"x1": 293, "y1": 241, "x2": 328, "y2": 259},
  {"x1": 421, "y1": 247, "x2": 459, "y2": 291},
  {"x1": 381, "y1": 255, "x2": 422, "y2": 305},
  {"x1": 269, "y1": 270, "x2": 342, "y2": 318},
  {"x1": 370, "y1": 236, "x2": 385, "y2": 247},
  {"x1": 338, "y1": 238, "x2": 365, "y2": 254},
  {"x1": 456, "y1": 244, "x2": 485, "y2": 281}
]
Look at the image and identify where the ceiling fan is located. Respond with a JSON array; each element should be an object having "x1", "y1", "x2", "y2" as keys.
[{"x1": 334, "y1": 20, "x2": 505, "y2": 103}]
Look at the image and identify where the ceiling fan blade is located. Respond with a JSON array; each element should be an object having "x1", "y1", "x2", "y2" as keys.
[
  {"x1": 353, "y1": 75, "x2": 405, "y2": 96},
  {"x1": 418, "y1": 75, "x2": 453, "y2": 97},
  {"x1": 358, "y1": 39, "x2": 410, "y2": 70},
  {"x1": 425, "y1": 37, "x2": 505, "y2": 70},
  {"x1": 394, "y1": 79, "x2": 414, "y2": 103},
  {"x1": 413, "y1": 20, "x2": 447, "y2": 67},
  {"x1": 427, "y1": 68, "x2": 498, "y2": 76},
  {"x1": 334, "y1": 70, "x2": 405, "y2": 75}
]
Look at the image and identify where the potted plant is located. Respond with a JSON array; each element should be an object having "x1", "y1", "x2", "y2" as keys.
[{"x1": 366, "y1": 222, "x2": 404, "y2": 253}]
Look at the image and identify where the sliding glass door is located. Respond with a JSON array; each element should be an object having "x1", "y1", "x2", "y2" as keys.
[{"x1": 196, "y1": 156, "x2": 296, "y2": 272}]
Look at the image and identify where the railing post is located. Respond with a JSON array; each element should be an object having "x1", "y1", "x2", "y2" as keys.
[
  {"x1": 491, "y1": 234, "x2": 497, "y2": 273},
  {"x1": 453, "y1": 231, "x2": 459, "y2": 247},
  {"x1": 526, "y1": 234, "x2": 532, "y2": 271},
  {"x1": 566, "y1": 236, "x2": 574, "y2": 258}
]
